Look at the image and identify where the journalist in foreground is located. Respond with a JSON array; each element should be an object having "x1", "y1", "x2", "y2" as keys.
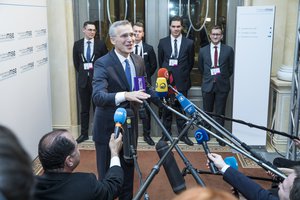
[
  {"x1": 208, "y1": 153, "x2": 300, "y2": 200},
  {"x1": 34, "y1": 129, "x2": 124, "y2": 200}
]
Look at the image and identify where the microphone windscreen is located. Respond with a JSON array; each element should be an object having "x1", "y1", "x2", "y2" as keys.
[
  {"x1": 175, "y1": 93, "x2": 195, "y2": 115},
  {"x1": 156, "y1": 141, "x2": 186, "y2": 194},
  {"x1": 157, "y1": 68, "x2": 169, "y2": 79},
  {"x1": 194, "y1": 129, "x2": 209, "y2": 144},
  {"x1": 133, "y1": 76, "x2": 146, "y2": 91},
  {"x1": 114, "y1": 108, "x2": 127, "y2": 124},
  {"x1": 155, "y1": 77, "x2": 168, "y2": 98},
  {"x1": 224, "y1": 156, "x2": 238, "y2": 170}
]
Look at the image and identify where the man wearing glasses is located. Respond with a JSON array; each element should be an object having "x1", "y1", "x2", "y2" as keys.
[
  {"x1": 198, "y1": 25, "x2": 234, "y2": 146},
  {"x1": 73, "y1": 21, "x2": 108, "y2": 144},
  {"x1": 92, "y1": 20, "x2": 153, "y2": 200}
]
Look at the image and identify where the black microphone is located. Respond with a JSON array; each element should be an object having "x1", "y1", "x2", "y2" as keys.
[
  {"x1": 113, "y1": 108, "x2": 127, "y2": 138},
  {"x1": 155, "y1": 140, "x2": 186, "y2": 194},
  {"x1": 194, "y1": 129, "x2": 218, "y2": 174},
  {"x1": 123, "y1": 109, "x2": 136, "y2": 163}
]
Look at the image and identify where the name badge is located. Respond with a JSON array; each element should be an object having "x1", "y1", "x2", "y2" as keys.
[
  {"x1": 84, "y1": 63, "x2": 93, "y2": 70},
  {"x1": 169, "y1": 59, "x2": 178, "y2": 67},
  {"x1": 210, "y1": 67, "x2": 220, "y2": 76}
]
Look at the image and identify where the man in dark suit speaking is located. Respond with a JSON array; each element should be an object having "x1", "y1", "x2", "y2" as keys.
[
  {"x1": 92, "y1": 20, "x2": 151, "y2": 200},
  {"x1": 73, "y1": 21, "x2": 108, "y2": 143},
  {"x1": 198, "y1": 25, "x2": 234, "y2": 146},
  {"x1": 158, "y1": 15, "x2": 195, "y2": 146},
  {"x1": 34, "y1": 129, "x2": 123, "y2": 200}
]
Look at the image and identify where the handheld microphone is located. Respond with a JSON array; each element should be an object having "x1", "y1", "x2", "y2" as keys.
[
  {"x1": 224, "y1": 156, "x2": 238, "y2": 170},
  {"x1": 224, "y1": 156, "x2": 239, "y2": 197},
  {"x1": 156, "y1": 140, "x2": 186, "y2": 194},
  {"x1": 113, "y1": 108, "x2": 127, "y2": 138},
  {"x1": 134, "y1": 76, "x2": 146, "y2": 91},
  {"x1": 194, "y1": 129, "x2": 218, "y2": 174},
  {"x1": 155, "y1": 77, "x2": 168, "y2": 98},
  {"x1": 123, "y1": 109, "x2": 136, "y2": 163},
  {"x1": 175, "y1": 93, "x2": 196, "y2": 115}
]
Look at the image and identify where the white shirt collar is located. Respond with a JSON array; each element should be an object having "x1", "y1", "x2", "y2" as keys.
[
  {"x1": 114, "y1": 49, "x2": 131, "y2": 64},
  {"x1": 84, "y1": 38, "x2": 94, "y2": 44}
]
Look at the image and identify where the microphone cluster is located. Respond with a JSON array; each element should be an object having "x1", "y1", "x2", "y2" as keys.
[{"x1": 155, "y1": 68, "x2": 196, "y2": 116}]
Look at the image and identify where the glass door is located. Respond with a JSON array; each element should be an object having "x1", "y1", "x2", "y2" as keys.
[{"x1": 76, "y1": 0, "x2": 145, "y2": 50}]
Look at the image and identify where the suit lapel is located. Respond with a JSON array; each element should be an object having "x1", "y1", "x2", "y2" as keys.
[
  {"x1": 109, "y1": 50, "x2": 131, "y2": 90},
  {"x1": 131, "y1": 54, "x2": 141, "y2": 76},
  {"x1": 219, "y1": 44, "x2": 224, "y2": 65},
  {"x1": 178, "y1": 37, "x2": 185, "y2": 58}
]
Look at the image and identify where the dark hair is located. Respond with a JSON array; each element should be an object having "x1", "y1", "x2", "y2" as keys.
[
  {"x1": 210, "y1": 25, "x2": 223, "y2": 34},
  {"x1": 38, "y1": 129, "x2": 75, "y2": 172},
  {"x1": 83, "y1": 21, "x2": 96, "y2": 28},
  {"x1": 290, "y1": 166, "x2": 300, "y2": 200},
  {"x1": 169, "y1": 16, "x2": 183, "y2": 26},
  {"x1": 133, "y1": 22, "x2": 144, "y2": 28},
  {"x1": 0, "y1": 125, "x2": 34, "y2": 200}
]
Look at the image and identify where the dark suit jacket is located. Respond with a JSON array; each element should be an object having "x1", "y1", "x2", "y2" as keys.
[
  {"x1": 158, "y1": 36, "x2": 195, "y2": 91},
  {"x1": 73, "y1": 38, "x2": 108, "y2": 88},
  {"x1": 223, "y1": 167, "x2": 278, "y2": 200},
  {"x1": 34, "y1": 166, "x2": 123, "y2": 200},
  {"x1": 198, "y1": 43, "x2": 234, "y2": 93},
  {"x1": 92, "y1": 50, "x2": 146, "y2": 144},
  {"x1": 142, "y1": 42, "x2": 157, "y2": 84}
]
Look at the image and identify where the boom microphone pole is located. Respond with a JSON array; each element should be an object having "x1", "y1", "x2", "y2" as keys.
[
  {"x1": 133, "y1": 100, "x2": 206, "y2": 200},
  {"x1": 163, "y1": 86, "x2": 287, "y2": 180}
]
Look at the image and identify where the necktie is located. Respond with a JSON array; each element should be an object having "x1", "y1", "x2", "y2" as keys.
[
  {"x1": 135, "y1": 45, "x2": 139, "y2": 55},
  {"x1": 214, "y1": 46, "x2": 218, "y2": 67},
  {"x1": 125, "y1": 59, "x2": 132, "y2": 90},
  {"x1": 174, "y1": 39, "x2": 178, "y2": 58},
  {"x1": 86, "y1": 41, "x2": 91, "y2": 62}
]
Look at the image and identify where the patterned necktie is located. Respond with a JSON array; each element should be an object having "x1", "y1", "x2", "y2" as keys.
[
  {"x1": 125, "y1": 59, "x2": 132, "y2": 90},
  {"x1": 86, "y1": 41, "x2": 91, "y2": 62},
  {"x1": 174, "y1": 39, "x2": 178, "y2": 58},
  {"x1": 214, "y1": 46, "x2": 218, "y2": 67},
  {"x1": 135, "y1": 45, "x2": 139, "y2": 55}
]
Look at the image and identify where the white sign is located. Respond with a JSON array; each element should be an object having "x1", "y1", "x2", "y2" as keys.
[{"x1": 232, "y1": 6, "x2": 275, "y2": 146}]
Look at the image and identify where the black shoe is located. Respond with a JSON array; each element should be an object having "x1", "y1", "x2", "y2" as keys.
[
  {"x1": 180, "y1": 136, "x2": 194, "y2": 146},
  {"x1": 159, "y1": 135, "x2": 168, "y2": 142},
  {"x1": 76, "y1": 134, "x2": 88, "y2": 144},
  {"x1": 144, "y1": 135, "x2": 155, "y2": 146},
  {"x1": 217, "y1": 139, "x2": 226, "y2": 147}
]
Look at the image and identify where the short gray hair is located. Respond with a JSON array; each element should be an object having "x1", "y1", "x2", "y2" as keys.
[{"x1": 109, "y1": 20, "x2": 131, "y2": 37}]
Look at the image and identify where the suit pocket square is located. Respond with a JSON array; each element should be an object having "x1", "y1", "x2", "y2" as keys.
[{"x1": 143, "y1": 52, "x2": 148, "y2": 55}]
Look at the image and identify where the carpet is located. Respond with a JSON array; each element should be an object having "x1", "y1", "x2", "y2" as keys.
[
  {"x1": 32, "y1": 139, "x2": 271, "y2": 200},
  {"x1": 75, "y1": 140, "x2": 271, "y2": 199}
]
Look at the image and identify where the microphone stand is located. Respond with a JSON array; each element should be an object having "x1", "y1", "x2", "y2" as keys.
[
  {"x1": 130, "y1": 145, "x2": 150, "y2": 200},
  {"x1": 133, "y1": 100, "x2": 206, "y2": 200},
  {"x1": 161, "y1": 99, "x2": 287, "y2": 180}
]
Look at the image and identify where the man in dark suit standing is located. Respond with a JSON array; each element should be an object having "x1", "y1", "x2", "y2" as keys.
[
  {"x1": 92, "y1": 20, "x2": 151, "y2": 200},
  {"x1": 133, "y1": 22, "x2": 157, "y2": 146},
  {"x1": 73, "y1": 21, "x2": 108, "y2": 143},
  {"x1": 198, "y1": 25, "x2": 234, "y2": 146},
  {"x1": 158, "y1": 16, "x2": 195, "y2": 146},
  {"x1": 34, "y1": 129, "x2": 124, "y2": 200}
]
